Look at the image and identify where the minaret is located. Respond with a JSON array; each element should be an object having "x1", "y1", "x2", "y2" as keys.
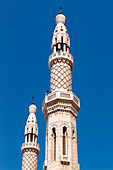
[
  {"x1": 42, "y1": 9, "x2": 80, "y2": 170},
  {"x1": 21, "y1": 98, "x2": 40, "y2": 170}
]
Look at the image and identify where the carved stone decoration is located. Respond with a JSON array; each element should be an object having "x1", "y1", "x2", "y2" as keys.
[
  {"x1": 22, "y1": 152, "x2": 38, "y2": 170},
  {"x1": 50, "y1": 60, "x2": 72, "y2": 91},
  {"x1": 42, "y1": 11, "x2": 80, "y2": 170}
]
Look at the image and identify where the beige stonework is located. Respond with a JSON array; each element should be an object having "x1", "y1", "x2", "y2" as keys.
[
  {"x1": 21, "y1": 102, "x2": 40, "y2": 170},
  {"x1": 43, "y1": 12, "x2": 80, "y2": 170},
  {"x1": 50, "y1": 59, "x2": 72, "y2": 91},
  {"x1": 22, "y1": 150, "x2": 38, "y2": 170}
]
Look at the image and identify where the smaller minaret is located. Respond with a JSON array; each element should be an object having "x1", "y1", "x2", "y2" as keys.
[{"x1": 21, "y1": 97, "x2": 40, "y2": 170}]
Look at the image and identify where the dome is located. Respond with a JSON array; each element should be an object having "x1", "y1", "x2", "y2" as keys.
[
  {"x1": 56, "y1": 14, "x2": 66, "y2": 25},
  {"x1": 29, "y1": 104, "x2": 37, "y2": 114}
]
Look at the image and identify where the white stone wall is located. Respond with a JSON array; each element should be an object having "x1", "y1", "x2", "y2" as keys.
[{"x1": 43, "y1": 100, "x2": 79, "y2": 170}]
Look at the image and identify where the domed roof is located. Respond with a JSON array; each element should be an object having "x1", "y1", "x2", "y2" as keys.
[
  {"x1": 56, "y1": 13, "x2": 66, "y2": 25},
  {"x1": 26, "y1": 104, "x2": 37, "y2": 125}
]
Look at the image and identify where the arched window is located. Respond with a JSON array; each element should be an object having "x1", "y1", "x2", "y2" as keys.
[
  {"x1": 66, "y1": 44, "x2": 67, "y2": 52},
  {"x1": 63, "y1": 126, "x2": 68, "y2": 155},
  {"x1": 27, "y1": 134, "x2": 29, "y2": 142},
  {"x1": 55, "y1": 38, "x2": 57, "y2": 44},
  {"x1": 31, "y1": 128, "x2": 33, "y2": 142},
  {"x1": 61, "y1": 37, "x2": 63, "y2": 51},
  {"x1": 52, "y1": 128, "x2": 56, "y2": 161},
  {"x1": 56, "y1": 43, "x2": 58, "y2": 51}
]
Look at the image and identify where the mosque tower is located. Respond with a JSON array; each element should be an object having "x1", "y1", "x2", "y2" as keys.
[
  {"x1": 21, "y1": 98, "x2": 40, "y2": 170},
  {"x1": 42, "y1": 9, "x2": 80, "y2": 170}
]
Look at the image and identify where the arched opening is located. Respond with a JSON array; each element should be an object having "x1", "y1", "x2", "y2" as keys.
[
  {"x1": 66, "y1": 45, "x2": 67, "y2": 52},
  {"x1": 27, "y1": 134, "x2": 29, "y2": 142},
  {"x1": 55, "y1": 38, "x2": 57, "y2": 44},
  {"x1": 56, "y1": 43, "x2": 58, "y2": 51},
  {"x1": 61, "y1": 37, "x2": 63, "y2": 51},
  {"x1": 31, "y1": 128, "x2": 33, "y2": 142},
  {"x1": 63, "y1": 126, "x2": 68, "y2": 155},
  {"x1": 52, "y1": 128, "x2": 56, "y2": 161}
]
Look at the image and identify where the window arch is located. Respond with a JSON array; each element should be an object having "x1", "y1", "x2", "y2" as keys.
[
  {"x1": 30, "y1": 127, "x2": 34, "y2": 142},
  {"x1": 62, "y1": 126, "x2": 68, "y2": 155},
  {"x1": 52, "y1": 127, "x2": 56, "y2": 161},
  {"x1": 27, "y1": 134, "x2": 29, "y2": 142},
  {"x1": 61, "y1": 36, "x2": 63, "y2": 51}
]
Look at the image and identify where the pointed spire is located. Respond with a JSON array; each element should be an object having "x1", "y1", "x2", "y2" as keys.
[
  {"x1": 56, "y1": 7, "x2": 65, "y2": 25},
  {"x1": 59, "y1": 6, "x2": 62, "y2": 14},
  {"x1": 32, "y1": 96, "x2": 34, "y2": 104}
]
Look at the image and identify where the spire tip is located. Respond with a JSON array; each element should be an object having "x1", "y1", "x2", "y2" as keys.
[
  {"x1": 59, "y1": 6, "x2": 62, "y2": 14},
  {"x1": 32, "y1": 96, "x2": 34, "y2": 104}
]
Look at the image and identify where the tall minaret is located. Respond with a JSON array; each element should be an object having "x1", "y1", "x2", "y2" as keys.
[
  {"x1": 42, "y1": 9, "x2": 80, "y2": 170},
  {"x1": 21, "y1": 98, "x2": 40, "y2": 170}
]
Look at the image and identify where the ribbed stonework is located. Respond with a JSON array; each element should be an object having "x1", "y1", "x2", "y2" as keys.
[
  {"x1": 43, "y1": 11, "x2": 80, "y2": 170},
  {"x1": 21, "y1": 102, "x2": 40, "y2": 170}
]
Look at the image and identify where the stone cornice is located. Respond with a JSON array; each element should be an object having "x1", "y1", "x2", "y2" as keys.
[
  {"x1": 48, "y1": 52, "x2": 74, "y2": 70},
  {"x1": 42, "y1": 90, "x2": 80, "y2": 120},
  {"x1": 21, "y1": 142, "x2": 40, "y2": 155}
]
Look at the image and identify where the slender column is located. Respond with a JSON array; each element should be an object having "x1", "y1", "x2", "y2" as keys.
[
  {"x1": 25, "y1": 135, "x2": 27, "y2": 143},
  {"x1": 64, "y1": 44, "x2": 66, "y2": 52},
  {"x1": 29, "y1": 134, "x2": 30, "y2": 142},
  {"x1": 33, "y1": 134, "x2": 35, "y2": 142},
  {"x1": 67, "y1": 47, "x2": 69, "y2": 53},
  {"x1": 54, "y1": 46, "x2": 56, "y2": 53}
]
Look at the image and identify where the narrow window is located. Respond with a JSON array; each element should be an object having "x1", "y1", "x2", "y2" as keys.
[
  {"x1": 61, "y1": 37, "x2": 63, "y2": 51},
  {"x1": 30, "y1": 128, "x2": 33, "y2": 142},
  {"x1": 27, "y1": 134, "x2": 29, "y2": 142},
  {"x1": 34, "y1": 135, "x2": 36, "y2": 142},
  {"x1": 56, "y1": 43, "x2": 58, "y2": 51},
  {"x1": 66, "y1": 44, "x2": 67, "y2": 52},
  {"x1": 52, "y1": 128, "x2": 56, "y2": 161},
  {"x1": 31, "y1": 134, "x2": 33, "y2": 142},
  {"x1": 58, "y1": 44, "x2": 60, "y2": 52},
  {"x1": 63, "y1": 127, "x2": 67, "y2": 155},
  {"x1": 55, "y1": 38, "x2": 57, "y2": 44}
]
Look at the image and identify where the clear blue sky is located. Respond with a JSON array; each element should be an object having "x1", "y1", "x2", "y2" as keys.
[{"x1": 0, "y1": 0, "x2": 113, "y2": 169}]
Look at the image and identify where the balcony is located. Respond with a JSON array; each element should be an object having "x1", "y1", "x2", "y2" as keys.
[
  {"x1": 42, "y1": 90, "x2": 80, "y2": 115},
  {"x1": 61, "y1": 155, "x2": 70, "y2": 165},
  {"x1": 21, "y1": 142, "x2": 40, "y2": 154},
  {"x1": 48, "y1": 52, "x2": 74, "y2": 69}
]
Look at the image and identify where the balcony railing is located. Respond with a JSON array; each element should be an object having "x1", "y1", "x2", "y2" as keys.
[
  {"x1": 61, "y1": 155, "x2": 70, "y2": 165},
  {"x1": 42, "y1": 90, "x2": 80, "y2": 111},
  {"x1": 21, "y1": 142, "x2": 40, "y2": 153},
  {"x1": 48, "y1": 52, "x2": 74, "y2": 69}
]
